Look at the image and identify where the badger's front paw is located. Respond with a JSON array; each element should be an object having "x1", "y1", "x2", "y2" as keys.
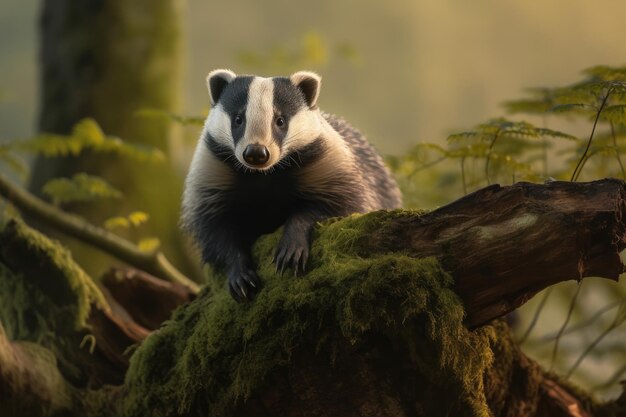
[
  {"x1": 274, "y1": 230, "x2": 310, "y2": 275},
  {"x1": 228, "y1": 260, "x2": 260, "y2": 302}
]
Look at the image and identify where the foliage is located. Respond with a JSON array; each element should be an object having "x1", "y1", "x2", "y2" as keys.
[
  {"x1": 43, "y1": 173, "x2": 122, "y2": 205},
  {"x1": 392, "y1": 65, "x2": 626, "y2": 209},
  {"x1": 236, "y1": 32, "x2": 360, "y2": 72},
  {"x1": 137, "y1": 237, "x2": 160, "y2": 253},
  {"x1": 0, "y1": 118, "x2": 165, "y2": 252},
  {"x1": 104, "y1": 211, "x2": 150, "y2": 230},
  {"x1": 2, "y1": 118, "x2": 165, "y2": 162},
  {"x1": 387, "y1": 65, "x2": 626, "y2": 399}
]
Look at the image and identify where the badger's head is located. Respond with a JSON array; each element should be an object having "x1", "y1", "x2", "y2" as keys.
[{"x1": 203, "y1": 69, "x2": 324, "y2": 171}]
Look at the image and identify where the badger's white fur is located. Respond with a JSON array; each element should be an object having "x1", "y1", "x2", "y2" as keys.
[{"x1": 182, "y1": 70, "x2": 402, "y2": 301}]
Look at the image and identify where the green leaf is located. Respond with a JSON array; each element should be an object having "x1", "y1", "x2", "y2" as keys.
[
  {"x1": 503, "y1": 87, "x2": 559, "y2": 115},
  {"x1": 503, "y1": 98, "x2": 552, "y2": 115},
  {"x1": 104, "y1": 211, "x2": 150, "y2": 230},
  {"x1": 8, "y1": 118, "x2": 166, "y2": 163},
  {"x1": 138, "y1": 237, "x2": 160, "y2": 253},
  {"x1": 550, "y1": 103, "x2": 595, "y2": 114},
  {"x1": 601, "y1": 105, "x2": 626, "y2": 125},
  {"x1": 447, "y1": 132, "x2": 479, "y2": 142},
  {"x1": 533, "y1": 128, "x2": 578, "y2": 140},
  {"x1": 127, "y1": 211, "x2": 149, "y2": 227},
  {"x1": 583, "y1": 65, "x2": 626, "y2": 81},
  {"x1": 104, "y1": 216, "x2": 130, "y2": 230},
  {"x1": 42, "y1": 173, "x2": 122, "y2": 205}
]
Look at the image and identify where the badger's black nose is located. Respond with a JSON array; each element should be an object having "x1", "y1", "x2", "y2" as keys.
[{"x1": 243, "y1": 144, "x2": 270, "y2": 166}]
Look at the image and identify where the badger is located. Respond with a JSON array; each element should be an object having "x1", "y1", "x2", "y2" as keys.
[{"x1": 181, "y1": 69, "x2": 402, "y2": 301}]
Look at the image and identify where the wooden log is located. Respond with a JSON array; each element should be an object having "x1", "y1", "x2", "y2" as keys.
[{"x1": 360, "y1": 179, "x2": 626, "y2": 327}]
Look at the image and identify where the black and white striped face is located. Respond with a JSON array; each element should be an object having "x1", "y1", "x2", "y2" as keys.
[{"x1": 203, "y1": 69, "x2": 324, "y2": 171}]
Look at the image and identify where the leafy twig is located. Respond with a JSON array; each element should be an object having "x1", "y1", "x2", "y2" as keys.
[{"x1": 0, "y1": 173, "x2": 199, "y2": 293}]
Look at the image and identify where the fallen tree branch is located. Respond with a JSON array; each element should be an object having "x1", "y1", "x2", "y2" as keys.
[
  {"x1": 0, "y1": 173, "x2": 199, "y2": 293},
  {"x1": 359, "y1": 179, "x2": 626, "y2": 326}
]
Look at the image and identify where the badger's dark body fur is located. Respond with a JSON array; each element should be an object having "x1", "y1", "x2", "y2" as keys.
[{"x1": 182, "y1": 70, "x2": 401, "y2": 301}]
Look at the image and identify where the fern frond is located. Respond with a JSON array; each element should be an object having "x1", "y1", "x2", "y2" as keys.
[
  {"x1": 448, "y1": 143, "x2": 491, "y2": 158},
  {"x1": 503, "y1": 99, "x2": 552, "y2": 115},
  {"x1": 42, "y1": 173, "x2": 122, "y2": 205},
  {"x1": 410, "y1": 142, "x2": 449, "y2": 155},
  {"x1": 602, "y1": 105, "x2": 626, "y2": 125},
  {"x1": 12, "y1": 133, "x2": 86, "y2": 157},
  {"x1": 550, "y1": 103, "x2": 595, "y2": 114},
  {"x1": 8, "y1": 118, "x2": 166, "y2": 162},
  {"x1": 534, "y1": 128, "x2": 578, "y2": 141},
  {"x1": 583, "y1": 65, "x2": 626, "y2": 81},
  {"x1": 447, "y1": 132, "x2": 479, "y2": 142}
]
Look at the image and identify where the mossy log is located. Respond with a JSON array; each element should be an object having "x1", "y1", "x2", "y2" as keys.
[{"x1": 1, "y1": 180, "x2": 626, "y2": 417}]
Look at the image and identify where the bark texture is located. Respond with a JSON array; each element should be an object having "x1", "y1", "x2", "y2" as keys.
[{"x1": 357, "y1": 179, "x2": 626, "y2": 327}]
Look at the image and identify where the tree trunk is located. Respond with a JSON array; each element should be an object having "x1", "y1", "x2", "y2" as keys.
[
  {"x1": 1, "y1": 180, "x2": 625, "y2": 417},
  {"x1": 32, "y1": 0, "x2": 194, "y2": 278}
]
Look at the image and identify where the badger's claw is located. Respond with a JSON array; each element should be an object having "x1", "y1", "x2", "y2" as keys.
[
  {"x1": 228, "y1": 263, "x2": 260, "y2": 302},
  {"x1": 274, "y1": 233, "x2": 310, "y2": 276}
]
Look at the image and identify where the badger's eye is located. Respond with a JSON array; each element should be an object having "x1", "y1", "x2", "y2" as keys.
[
  {"x1": 234, "y1": 114, "x2": 244, "y2": 126},
  {"x1": 275, "y1": 116, "x2": 286, "y2": 128}
]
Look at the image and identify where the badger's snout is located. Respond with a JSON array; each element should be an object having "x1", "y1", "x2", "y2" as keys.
[{"x1": 243, "y1": 144, "x2": 270, "y2": 166}]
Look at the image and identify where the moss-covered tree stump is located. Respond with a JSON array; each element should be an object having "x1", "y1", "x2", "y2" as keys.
[{"x1": 1, "y1": 180, "x2": 626, "y2": 416}]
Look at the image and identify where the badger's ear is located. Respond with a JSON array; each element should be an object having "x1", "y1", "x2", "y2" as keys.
[
  {"x1": 290, "y1": 71, "x2": 321, "y2": 108},
  {"x1": 206, "y1": 69, "x2": 237, "y2": 106}
]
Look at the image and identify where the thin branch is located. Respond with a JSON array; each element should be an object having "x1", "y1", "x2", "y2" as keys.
[
  {"x1": 408, "y1": 155, "x2": 448, "y2": 179},
  {"x1": 550, "y1": 282, "x2": 583, "y2": 371},
  {"x1": 566, "y1": 300, "x2": 626, "y2": 378},
  {"x1": 536, "y1": 297, "x2": 625, "y2": 343},
  {"x1": 591, "y1": 363, "x2": 626, "y2": 393},
  {"x1": 0, "y1": 173, "x2": 199, "y2": 293},
  {"x1": 542, "y1": 114, "x2": 549, "y2": 177},
  {"x1": 571, "y1": 89, "x2": 611, "y2": 182},
  {"x1": 519, "y1": 287, "x2": 553, "y2": 345},
  {"x1": 460, "y1": 156, "x2": 467, "y2": 195},
  {"x1": 611, "y1": 121, "x2": 626, "y2": 180},
  {"x1": 485, "y1": 130, "x2": 500, "y2": 185}
]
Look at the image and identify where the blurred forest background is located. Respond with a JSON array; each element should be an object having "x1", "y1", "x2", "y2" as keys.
[{"x1": 1, "y1": 0, "x2": 625, "y2": 404}]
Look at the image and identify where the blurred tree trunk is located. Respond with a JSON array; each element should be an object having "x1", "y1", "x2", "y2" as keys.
[{"x1": 31, "y1": 0, "x2": 197, "y2": 278}]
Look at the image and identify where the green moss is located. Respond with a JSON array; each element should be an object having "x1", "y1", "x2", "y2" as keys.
[
  {"x1": 0, "y1": 219, "x2": 105, "y2": 330},
  {"x1": 0, "y1": 219, "x2": 107, "y2": 382},
  {"x1": 125, "y1": 210, "x2": 499, "y2": 417}
]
